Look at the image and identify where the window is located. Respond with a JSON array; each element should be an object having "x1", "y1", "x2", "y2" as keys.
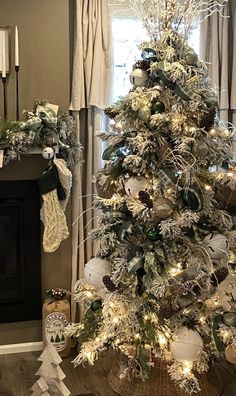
[{"x1": 112, "y1": 17, "x2": 200, "y2": 101}]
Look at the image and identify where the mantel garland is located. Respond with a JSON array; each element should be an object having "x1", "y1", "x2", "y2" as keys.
[{"x1": 0, "y1": 99, "x2": 82, "y2": 168}]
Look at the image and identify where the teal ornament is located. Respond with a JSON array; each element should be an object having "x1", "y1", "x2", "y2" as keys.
[
  {"x1": 91, "y1": 299, "x2": 103, "y2": 312},
  {"x1": 102, "y1": 141, "x2": 124, "y2": 160},
  {"x1": 180, "y1": 186, "x2": 203, "y2": 211},
  {"x1": 116, "y1": 147, "x2": 130, "y2": 157},
  {"x1": 141, "y1": 48, "x2": 158, "y2": 62},
  {"x1": 138, "y1": 106, "x2": 151, "y2": 122},
  {"x1": 185, "y1": 51, "x2": 198, "y2": 66},
  {"x1": 223, "y1": 312, "x2": 236, "y2": 327},
  {"x1": 146, "y1": 227, "x2": 161, "y2": 242},
  {"x1": 110, "y1": 159, "x2": 124, "y2": 179},
  {"x1": 127, "y1": 256, "x2": 144, "y2": 274},
  {"x1": 151, "y1": 101, "x2": 165, "y2": 114}
]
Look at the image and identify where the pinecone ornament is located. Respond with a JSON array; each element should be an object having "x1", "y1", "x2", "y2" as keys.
[
  {"x1": 139, "y1": 190, "x2": 153, "y2": 208},
  {"x1": 159, "y1": 301, "x2": 174, "y2": 319},
  {"x1": 134, "y1": 59, "x2": 150, "y2": 71},
  {"x1": 104, "y1": 106, "x2": 119, "y2": 120},
  {"x1": 199, "y1": 107, "x2": 216, "y2": 131},
  {"x1": 103, "y1": 275, "x2": 118, "y2": 292},
  {"x1": 211, "y1": 267, "x2": 229, "y2": 287}
]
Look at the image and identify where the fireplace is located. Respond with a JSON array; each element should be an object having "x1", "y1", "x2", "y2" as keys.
[{"x1": 0, "y1": 180, "x2": 41, "y2": 323}]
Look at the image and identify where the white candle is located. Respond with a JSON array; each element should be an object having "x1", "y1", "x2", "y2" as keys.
[
  {"x1": 2, "y1": 36, "x2": 6, "y2": 78},
  {"x1": 15, "y1": 26, "x2": 19, "y2": 66}
]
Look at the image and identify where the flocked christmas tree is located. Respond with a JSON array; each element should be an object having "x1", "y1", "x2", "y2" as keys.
[
  {"x1": 67, "y1": 0, "x2": 236, "y2": 393},
  {"x1": 31, "y1": 343, "x2": 70, "y2": 396}
]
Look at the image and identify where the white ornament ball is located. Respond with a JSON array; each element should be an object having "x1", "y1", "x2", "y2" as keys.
[
  {"x1": 129, "y1": 68, "x2": 148, "y2": 86},
  {"x1": 125, "y1": 176, "x2": 149, "y2": 198},
  {"x1": 170, "y1": 327, "x2": 203, "y2": 362},
  {"x1": 42, "y1": 147, "x2": 54, "y2": 159},
  {"x1": 84, "y1": 258, "x2": 111, "y2": 289},
  {"x1": 204, "y1": 233, "x2": 229, "y2": 259}
]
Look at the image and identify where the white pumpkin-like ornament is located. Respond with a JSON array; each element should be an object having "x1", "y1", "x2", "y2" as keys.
[
  {"x1": 129, "y1": 68, "x2": 148, "y2": 86},
  {"x1": 124, "y1": 176, "x2": 149, "y2": 198},
  {"x1": 170, "y1": 326, "x2": 203, "y2": 362},
  {"x1": 84, "y1": 258, "x2": 111, "y2": 289},
  {"x1": 204, "y1": 233, "x2": 229, "y2": 259}
]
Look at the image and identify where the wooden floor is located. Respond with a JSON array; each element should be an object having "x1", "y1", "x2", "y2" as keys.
[
  {"x1": 0, "y1": 350, "x2": 117, "y2": 396},
  {"x1": 0, "y1": 350, "x2": 236, "y2": 396}
]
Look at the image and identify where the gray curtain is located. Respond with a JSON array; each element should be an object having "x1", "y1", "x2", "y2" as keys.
[
  {"x1": 200, "y1": 0, "x2": 236, "y2": 125},
  {"x1": 70, "y1": 0, "x2": 112, "y2": 320}
]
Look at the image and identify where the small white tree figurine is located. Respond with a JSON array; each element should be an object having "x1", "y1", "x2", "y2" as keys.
[{"x1": 31, "y1": 342, "x2": 70, "y2": 396}]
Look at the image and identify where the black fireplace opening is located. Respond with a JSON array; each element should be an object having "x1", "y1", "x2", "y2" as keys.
[{"x1": 0, "y1": 180, "x2": 41, "y2": 323}]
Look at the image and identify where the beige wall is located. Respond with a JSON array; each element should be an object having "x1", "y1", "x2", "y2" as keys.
[{"x1": 0, "y1": 0, "x2": 72, "y2": 344}]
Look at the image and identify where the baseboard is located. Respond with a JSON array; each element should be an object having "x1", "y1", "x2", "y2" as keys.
[{"x1": 0, "y1": 341, "x2": 43, "y2": 355}]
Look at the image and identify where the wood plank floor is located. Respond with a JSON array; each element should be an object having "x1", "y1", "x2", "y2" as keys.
[{"x1": 0, "y1": 350, "x2": 117, "y2": 396}]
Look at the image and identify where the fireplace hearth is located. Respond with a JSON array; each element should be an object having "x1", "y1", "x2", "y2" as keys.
[{"x1": 0, "y1": 180, "x2": 41, "y2": 323}]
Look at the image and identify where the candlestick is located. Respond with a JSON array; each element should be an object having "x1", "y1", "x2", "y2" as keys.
[
  {"x1": 15, "y1": 26, "x2": 19, "y2": 66},
  {"x1": 15, "y1": 65, "x2": 20, "y2": 120},
  {"x1": 2, "y1": 76, "x2": 7, "y2": 121},
  {"x1": 2, "y1": 36, "x2": 6, "y2": 78}
]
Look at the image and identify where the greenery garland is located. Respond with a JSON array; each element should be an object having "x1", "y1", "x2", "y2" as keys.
[{"x1": 0, "y1": 99, "x2": 82, "y2": 168}]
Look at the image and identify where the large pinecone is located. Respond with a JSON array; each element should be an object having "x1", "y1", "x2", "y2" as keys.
[
  {"x1": 211, "y1": 267, "x2": 229, "y2": 287},
  {"x1": 103, "y1": 275, "x2": 118, "y2": 292},
  {"x1": 199, "y1": 107, "x2": 216, "y2": 131},
  {"x1": 159, "y1": 301, "x2": 174, "y2": 319}
]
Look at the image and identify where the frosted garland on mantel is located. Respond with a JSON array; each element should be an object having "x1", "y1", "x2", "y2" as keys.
[{"x1": 109, "y1": 0, "x2": 228, "y2": 39}]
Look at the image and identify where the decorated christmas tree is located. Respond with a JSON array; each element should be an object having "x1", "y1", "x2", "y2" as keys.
[
  {"x1": 68, "y1": 0, "x2": 236, "y2": 393},
  {"x1": 31, "y1": 343, "x2": 70, "y2": 396}
]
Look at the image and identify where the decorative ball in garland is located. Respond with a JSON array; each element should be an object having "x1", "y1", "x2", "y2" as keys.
[
  {"x1": 223, "y1": 312, "x2": 236, "y2": 327},
  {"x1": 152, "y1": 197, "x2": 173, "y2": 219},
  {"x1": 146, "y1": 226, "x2": 161, "y2": 242},
  {"x1": 151, "y1": 101, "x2": 165, "y2": 114},
  {"x1": 211, "y1": 267, "x2": 229, "y2": 286},
  {"x1": 91, "y1": 299, "x2": 103, "y2": 312},
  {"x1": 129, "y1": 68, "x2": 148, "y2": 86},
  {"x1": 42, "y1": 146, "x2": 54, "y2": 160},
  {"x1": 170, "y1": 327, "x2": 203, "y2": 362},
  {"x1": 138, "y1": 106, "x2": 151, "y2": 122},
  {"x1": 180, "y1": 186, "x2": 203, "y2": 211},
  {"x1": 124, "y1": 176, "x2": 149, "y2": 198},
  {"x1": 204, "y1": 233, "x2": 229, "y2": 260},
  {"x1": 84, "y1": 258, "x2": 111, "y2": 289},
  {"x1": 225, "y1": 343, "x2": 236, "y2": 364},
  {"x1": 184, "y1": 50, "x2": 198, "y2": 66}
]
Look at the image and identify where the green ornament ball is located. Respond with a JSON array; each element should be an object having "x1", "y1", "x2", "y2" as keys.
[
  {"x1": 185, "y1": 51, "x2": 198, "y2": 66},
  {"x1": 151, "y1": 101, "x2": 165, "y2": 114},
  {"x1": 146, "y1": 227, "x2": 161, "y2": 242},
  {"x1": 223, "y1": 312, "x2": 236, "y2": 327},
  {"x1": 91, "y1": 299, "x2": 103, "y2": 312}
]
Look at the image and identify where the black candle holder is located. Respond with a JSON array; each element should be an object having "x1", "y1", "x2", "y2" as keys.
[
  {"x1": 15, "y1": 65, "x2": 19, "y2": 121},
  {"x1": 2, "y1": 76, "x2": 7, "y2": 122}
]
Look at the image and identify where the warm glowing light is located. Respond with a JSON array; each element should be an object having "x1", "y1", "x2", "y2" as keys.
[
  {"x1": 95, "y1": 337, "x2": 100, "y2": 342},
  {"x1": 144, "y1": 314, "x2": 149, "y2": 321},
  {"x1": 159, "y1": 336, "x2": 167, "y2": 346},
  {"x1": 209, "y1": 128, "x2": 216, "y2": 136},
  {"x1": 199, "y1": 316, "x2": 206, "y2": 324},
  {"x1": 204, "y1": 184, "x2": 212, "y2": 191},
  {"x1": 182, "y1": 361, "x2": 193, "y2": 375},
  {"x1": 113, "y1": 317, "x2": 119, "y2": 324},
  {"x1": 144, "y1": 343, "x2": 151, "y2": 350},
  {"x1": 135, "y1": 333, "x2": 141, "y2": 340},
  {"x1": 86, "y1": 291, "x2": 93, "y2": 298},
  {"x1": 227, "y1": 172, "x2": 234, "y2": 177},
  {"x1": 109, "y1": 302, "x2": 115, "y2": 308}
]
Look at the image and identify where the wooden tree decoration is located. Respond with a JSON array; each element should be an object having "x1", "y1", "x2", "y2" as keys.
[{"x1": 31, "y1": 342, "x2": 70, "y2": 396}]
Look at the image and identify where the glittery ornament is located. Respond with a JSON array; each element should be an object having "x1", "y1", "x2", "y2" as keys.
[
  {"x1": 180, "y1": 186, "x2": 203, "y2": 211},
  {"x1": 91, "y1": 299, "x2": 103, "y2": 312},
  {"x1": 199, "y1": 107, "x2": 216, "y2": 131},
  {"x1": 204, "y1": 233, "x2": 229, "y2": 259},
  {"x1": 225, "y1": 344, "x2": 236, "y2": 364},
  {"x1": 146, "y1": 227, "x2": 161, "y2": 242},
  {"x1": 159, "y1": 301, "x2": 174, "y2": 319},
  {"x1": 151, "y1": 101, "x2": 165, "y2": 114},
  {"x1": 153, "y1": 197, "x2": 173, "y2": 219},
  {"x1": 223, "y1": 312, "x2": 236, "y2": 327},
  {"x1": 139, "y1": 190, "x2": 153, "y2": 208},
  {"x1": 170, "y1": 327, "x2": 203, "y2": 362},
  {"x1": 138, "y1": 106, "x2": 151, "y2": 122}
]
